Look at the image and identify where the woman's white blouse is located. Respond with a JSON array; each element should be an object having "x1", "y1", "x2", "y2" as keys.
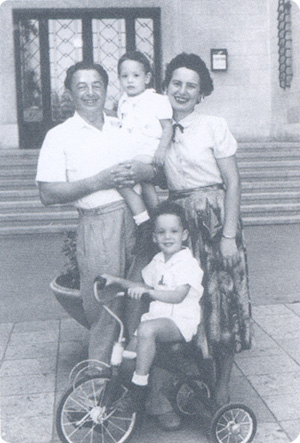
[{"x1": 164, "y1": 112, "x2": 237, "y2": 190}]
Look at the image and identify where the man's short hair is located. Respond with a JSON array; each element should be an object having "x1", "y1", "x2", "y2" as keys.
[{"x1": 64, "y1": 61, "x2": 109, "y2": 90}]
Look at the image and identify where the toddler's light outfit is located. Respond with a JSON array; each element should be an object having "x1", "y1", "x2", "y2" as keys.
[{"x1": 118, "y1": 88, "x2": 172, "y2": 159}]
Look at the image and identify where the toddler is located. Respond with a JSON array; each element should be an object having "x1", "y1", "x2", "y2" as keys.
[
  {"x1": 117, "y1": 51, "x2": 173, "y2": 228},
  {"x1": 101, "y1": 201, "x2": 203, "y2": 412}
]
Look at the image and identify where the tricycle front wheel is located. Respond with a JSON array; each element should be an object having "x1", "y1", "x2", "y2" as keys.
[{"x1": 56, "y1": 375, "x2": 137, "y2": 443}]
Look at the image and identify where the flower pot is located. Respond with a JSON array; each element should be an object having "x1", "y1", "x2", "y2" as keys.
[{"x1": 50, "y1": 277, "x2": 90, "y2": 329}]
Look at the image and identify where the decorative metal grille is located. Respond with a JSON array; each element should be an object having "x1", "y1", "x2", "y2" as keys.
[
  {"x1": 277, "y1": 0, "x2": 293, "y2": 89},
  {"x1": 92, "y1": 19, "x2": 126, "y2": 110},
  {"x1": 14, "y1": 9, "x2": 160, "y2": 149},
  {"x1": 18, "y1": 19, "x2": 43, "y2": 122},
  {"x1": 49, "y1": 19, "x2": 82, "y2": 121},
  {"x1": 135, "y1": 18, "x2": 154, "y2": 66}
]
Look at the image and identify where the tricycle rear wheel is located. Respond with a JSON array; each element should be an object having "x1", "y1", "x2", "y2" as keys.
[
  {"x1": 175, "y1": 377, "x2": 212, "y2": 417},
  {"x1": 211, "y1": 403, "x2": 257, "y2": 443}
]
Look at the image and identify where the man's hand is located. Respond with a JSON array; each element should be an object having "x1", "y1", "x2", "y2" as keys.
[{"x1": 111, "y1": 161, "x2": 154, "y2": 188}]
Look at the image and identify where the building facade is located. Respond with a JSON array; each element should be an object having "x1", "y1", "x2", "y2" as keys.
[{"x1": 0, "y1": 0, "x2": 299, "y2": 149}]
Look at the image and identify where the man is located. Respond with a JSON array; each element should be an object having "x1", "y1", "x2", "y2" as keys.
[
  {"x1": 36, "y1": 61, "x2": 181, "y2": 431},
  {"x1": 36, "y1": 61, "x2": 154, "y2": 360}
]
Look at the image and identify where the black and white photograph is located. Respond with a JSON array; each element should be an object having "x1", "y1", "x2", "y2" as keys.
[{"x1": 0, "y1": 1, "x2": 300, "y2": 442}]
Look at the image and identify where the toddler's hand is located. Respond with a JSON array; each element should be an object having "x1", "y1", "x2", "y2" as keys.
[
  {"x1": 153, "y1": 149, "x2": 166, "y2": 167},
  {"x1": 127, "y1": 287, "x2": 147, "y2": 300}
]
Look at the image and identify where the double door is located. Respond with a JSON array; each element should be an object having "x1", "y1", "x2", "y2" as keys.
[{"x1": 13, "y1": 8, "x2": 161, "y2": 148}]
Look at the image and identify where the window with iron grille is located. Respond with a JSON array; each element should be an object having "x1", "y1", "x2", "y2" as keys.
[
  {"x1": 13, "y1": 8, "x2": 161, "y2": 149},
  {"x1": 277, "y1": 0, "x2": 293, "y2": 89}
]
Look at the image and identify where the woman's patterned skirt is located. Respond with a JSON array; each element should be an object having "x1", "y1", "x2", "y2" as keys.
[{"x1": 169, "y1": 185, "x2": 252, "y2": 355}]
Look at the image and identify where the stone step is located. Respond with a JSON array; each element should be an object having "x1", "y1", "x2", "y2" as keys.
[
  {"x1": 243, "y1": 214, "x2": 300, "y2": 226},
  {"x1": 1, "y1": 200, "x2": 299, "y2": 218},
  {"x1": 0, "y1": 212, "x2": 298, "y2": 235},
  {"x1": 0, "y1": 178, "x2": 36, "y2": 189},
  {"x1": 0, "y1": 200, "x2": 75, "y2": 213},
  {"x1": 240, "y1": 169, "x2": 300, "y2": 179},
  {"x1": 241, "y1": 180, "x2": 300, "y2": 191},
  {"x1": 1, "y1": 166, "x2": 300, "y2": 182},
  {"x1": 0, "y1": 224, "x2": 77, "y2": 236},
  {"x1": 0, "y1": 189, "x2": 39, "y2": 201},
  {"x1": 0, "y1": 211, "x2": 78, "y2": 227},
  {"x1": 0, "y1": 157, "x2": 38, "y2": 168},
  {"x1": 0, "y1": 168, "x2": 37, "y2": 179},
  {"x1": 2, "y1": 161, "x2": 300, "y2": 178},
  {"x1": 0, "y1": 143, "x2": 299, "y2": 164},
  {"x1": 238, "y1": 159, "x2": 300, "y2": 169},
  {"x1": 1, "y1": 197, "x2": 299, "y2": 216},
  {"x1": 237, "y1": 151, "x2": 300, "y2": 160},
  {"x1": 0, "y1": 149, "x2": 38, "y2": 157},
  {"x1": 237, "y1": 141, "x2": 300, "y2": 150},
  {"x1": 3, "y1": 189, "x2": 298, "y2": 208},
  {"x1": 241, "y1": 190, "x2": 300, "y2": 203},
  {"x1": 241, "y1": 202, "x2": 300, "y2": 217},
  {"x1": 1, "y1": 190, "x2": 299, "y2": 214}
]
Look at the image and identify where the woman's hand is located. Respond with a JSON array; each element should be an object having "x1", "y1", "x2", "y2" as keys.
[
  {"x1": 220, "y1": 237, "x2": 240, "y2": 269},
  {"x1": 127, "y1": 286, "x2": 148, "y2": 300}
]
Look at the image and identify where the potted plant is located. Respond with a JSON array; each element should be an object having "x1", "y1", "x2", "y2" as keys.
[{"x1": 50, "y1": 231, "x2": 90, "y2": 328}]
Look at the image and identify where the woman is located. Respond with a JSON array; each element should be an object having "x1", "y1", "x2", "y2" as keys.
[
  {"x1": 162, "y1": 53, "x2": 252, "y2": 407},
  {"x1": 112, "y1": 53, "x2": 252, "y2": 425}
]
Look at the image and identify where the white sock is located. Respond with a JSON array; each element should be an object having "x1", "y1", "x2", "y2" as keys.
[
  {"x1": 131, "y1": 372, "x2": 149, "y2": 386},
  {"x1": 133, "y1": 211, "x2": 150, "y2": 226}
]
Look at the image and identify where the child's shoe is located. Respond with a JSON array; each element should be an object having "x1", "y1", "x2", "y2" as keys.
[{"x1": 116, "y1": 383, "x2": 147, "y2": 415}]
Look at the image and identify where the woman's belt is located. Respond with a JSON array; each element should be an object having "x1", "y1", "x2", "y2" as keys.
[{"x1": 169, "y1": 184, "x2": 224, "y2": 200}]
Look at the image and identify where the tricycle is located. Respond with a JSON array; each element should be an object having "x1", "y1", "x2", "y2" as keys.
[{"x1": 55, "y1": 277, "x2": 257, "y2": 443}]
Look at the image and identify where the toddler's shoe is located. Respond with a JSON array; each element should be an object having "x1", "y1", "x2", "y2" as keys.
[{"x1": 132, "y1": 220, "x2": 157, "y2": 260}]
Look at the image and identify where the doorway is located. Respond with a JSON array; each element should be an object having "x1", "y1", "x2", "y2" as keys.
[{"x1": 13, "y1": 8, "x2": 161, "y2": 148}]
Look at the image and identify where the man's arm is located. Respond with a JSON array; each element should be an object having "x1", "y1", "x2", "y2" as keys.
[
  {"x1": 38, "y1": 160, "x2": 155, "y2": 206},
  {"x1": 38, "y1": 166, "x2": 118, "y2": 206}
]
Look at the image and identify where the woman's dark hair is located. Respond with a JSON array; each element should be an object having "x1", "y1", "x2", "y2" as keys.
[
  {"x1": 118, "y1": 51, "x2": 153, "y2": 80},
  {"x1": 151, "y1": 201, "x2": 188, "y2": 231},
  {"x1": 163, "y1": 53, "x2": 214, "y2": 97},
  {"x1": 64, "y1": 61, "x2": 109, "y2": 90}
]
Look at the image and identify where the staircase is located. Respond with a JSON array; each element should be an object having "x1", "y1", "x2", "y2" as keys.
[
  {"x1": 237, "y1": 142, "x2": 300, "y2": 225},
  {"x1": 0, "y1": 142, "x2": 299, "y2": 235},
  {"x1": 0, "y1": 150, "x2": 78, "y2": 235}
]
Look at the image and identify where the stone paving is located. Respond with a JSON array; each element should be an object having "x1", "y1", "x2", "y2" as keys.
[
  {"x1": 1, "y1": 225, "x2": 300, "y2": 442},
  {"x1": 1, "y1": 303, "x2": 300, "y2": 443}
]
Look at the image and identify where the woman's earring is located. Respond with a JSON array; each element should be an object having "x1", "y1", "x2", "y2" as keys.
[{"x1": 196, "y1": 94, "x2": 204, "y2": 104}]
